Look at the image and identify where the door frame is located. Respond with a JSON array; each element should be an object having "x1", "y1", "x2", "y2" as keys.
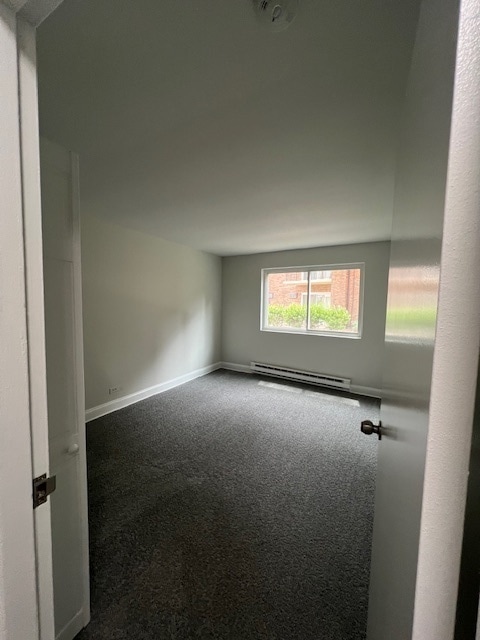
[
  {"x1": 40, "y1": 137, "x2": 91, "y2": 639},
  {"x1": 0, "y1": 1, "x2": 479, "y2": 639},
  {"x1": 0, "y1": 7, "x2": 42, "y2": 640},
  {"x1": 0, "y1": 3, "x2": 70, "y2": 640}
]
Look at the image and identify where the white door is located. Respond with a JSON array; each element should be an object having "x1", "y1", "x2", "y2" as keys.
[
  {"x1": 366, "y1": 0, "x2": 477, "y2": 639},
  {"x1": 41, "y1": 137, "x2": 90, "y2": 640}
]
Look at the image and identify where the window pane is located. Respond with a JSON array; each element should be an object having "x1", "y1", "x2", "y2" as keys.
[
  {"x1": 265, "y1": 272, "x2": 307, "y2": 331},
  {"x1": 308, "y1": 268, "x2": 361, "y2": 333}
]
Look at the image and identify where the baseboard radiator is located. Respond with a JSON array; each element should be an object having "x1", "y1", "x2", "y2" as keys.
[{"x1": 250, "y1": 362, "x2": 351, "y2": 392}]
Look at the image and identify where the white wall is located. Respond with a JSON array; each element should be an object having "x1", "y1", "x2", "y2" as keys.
[
  {"x1": 81, "y1": 214, "x2": 222, "y2": 411},
  {"x1": 221, "y1": 242, "x2": 390, "y2": 395}
]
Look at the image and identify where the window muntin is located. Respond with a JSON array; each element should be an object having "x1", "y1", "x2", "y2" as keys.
[
  {"x1": 287, "y1": 271, "x2": 332, "y2": 281},
  {"x1": 262, "y1": 264, "x2": 363, "y2": 337},
  {"x1": 301, "y1": 292, "x2": 331, "y2": 307},
  {"x1": 310, "y1": 270, "x2": 331, "y2": 281}
]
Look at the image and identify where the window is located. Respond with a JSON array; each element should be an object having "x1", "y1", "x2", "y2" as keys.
[{"x1": 261, "y1": 264, "x2": 363, "y2": 337}]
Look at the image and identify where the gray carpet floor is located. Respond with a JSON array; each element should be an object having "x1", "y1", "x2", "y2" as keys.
[{"x1": 77, "y1": 369, "x2": 378, "y2": 640}]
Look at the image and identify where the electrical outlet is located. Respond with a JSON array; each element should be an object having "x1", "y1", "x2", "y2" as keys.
[{"x1": 109, "y1": 386, "x2": 120, "y2": 395}]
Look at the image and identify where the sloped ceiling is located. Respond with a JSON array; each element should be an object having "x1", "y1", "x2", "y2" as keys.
[{"x1": 38, "y1": 0, "x2": 420, "y2": 256}]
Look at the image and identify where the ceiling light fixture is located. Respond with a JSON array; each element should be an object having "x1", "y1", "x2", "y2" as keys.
[{"x1": 252, "y1": 0, "x2": 299, "y2": 32}]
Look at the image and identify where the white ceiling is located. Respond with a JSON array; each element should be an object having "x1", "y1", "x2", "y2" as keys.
[{"x1": 38, "y1": 0, "x2": 420, "y2": 256}]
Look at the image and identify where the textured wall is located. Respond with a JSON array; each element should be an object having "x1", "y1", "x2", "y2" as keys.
[
  {"x1": 81, "y1": 215, "x2": 222, "y2": 409},
  {"x1": 221, "y1": 242, "x2": 390, "y2": 394}
]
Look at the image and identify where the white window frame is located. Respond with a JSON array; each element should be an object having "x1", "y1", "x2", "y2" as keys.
[{"x1": 260, "y1": 263, "x2": 365, "y2": 338}]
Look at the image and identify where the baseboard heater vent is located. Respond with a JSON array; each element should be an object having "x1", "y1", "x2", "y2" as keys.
[{"x1": 250, "y1": 362, "x2": 351, "y2": 391}]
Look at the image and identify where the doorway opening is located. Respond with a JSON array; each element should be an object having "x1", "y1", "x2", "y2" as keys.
[{"x1": 35, "y1": 0, "x2": 431, "y2": 638}]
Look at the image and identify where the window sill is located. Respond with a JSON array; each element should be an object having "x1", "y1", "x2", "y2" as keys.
[{"x1": 260, "y1": 327, "x2": 362, "y2": 339}]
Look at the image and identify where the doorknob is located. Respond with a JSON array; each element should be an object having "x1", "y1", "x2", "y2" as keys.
[
  {"x1": 66, "y1": 443, "x2": 79, "y2": 455},
  {"x1": 361, "y1": 420, "x2": 382, "y2": 440}
]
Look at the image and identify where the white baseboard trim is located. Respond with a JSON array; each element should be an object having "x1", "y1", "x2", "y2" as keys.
[
  {"x1": 85, "y1": 362, "x2": 222, "y2": 422},
  {"x1": 220, "y1": 361, "x2": 381, "y2": 399},
  {"x1": 56, "y1": 608, "x2": 85, "y2": 640},
  {"x1": 219, "y1": 361, "x2": 252, "y2": 374},
  {"x1": 86, "y1": 363, "x2": 381, "y2": 422}
]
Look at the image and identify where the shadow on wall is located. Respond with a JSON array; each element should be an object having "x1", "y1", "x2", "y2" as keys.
[{"x1": 83, "y1": 278, "x2": 219, "y2": 410}]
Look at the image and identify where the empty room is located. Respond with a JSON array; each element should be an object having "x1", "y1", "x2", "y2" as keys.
[{"x1": 6, "y1": 0, "x2": 475, "y2": 639}]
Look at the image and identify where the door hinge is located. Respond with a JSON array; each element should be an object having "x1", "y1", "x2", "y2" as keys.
[{"x1": 33, "y1": 473, "x2": 56, "y2": 509}]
